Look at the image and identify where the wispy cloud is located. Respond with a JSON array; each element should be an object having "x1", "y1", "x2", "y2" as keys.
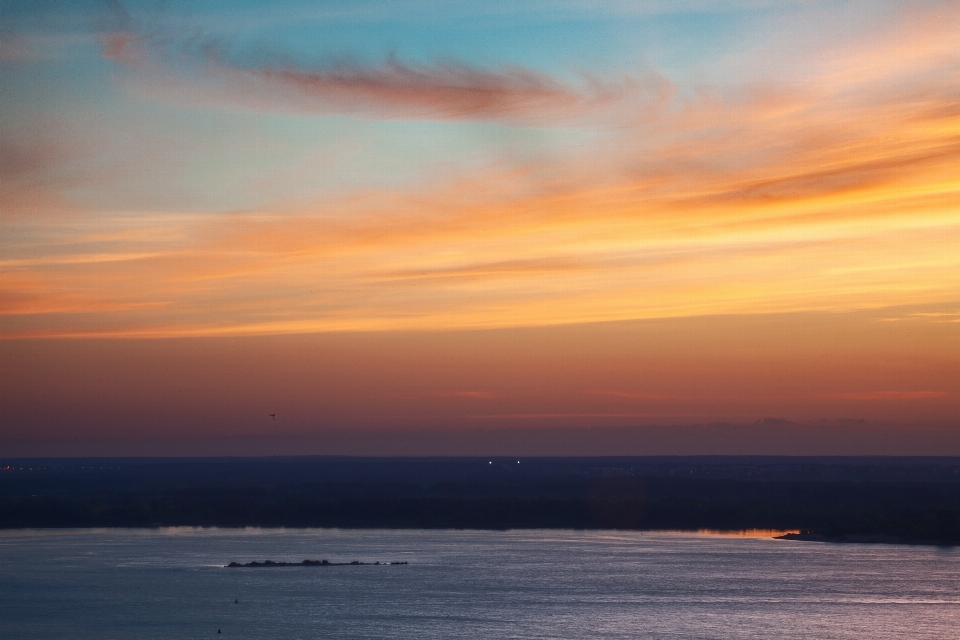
[
  {"x1": 0, "y1": 32, "x2": 37, "y2": 63},
  {"x1": 829, "y1": 391, "x2": 951, "y2": 401},
  {"x1": 878, "y1": 311, "x2": 960, "y2": 323},
  {"x1": 474, "y1": 413, "x2": 670, "y2": 419},
  {"x1": 0, "y1": 126, "x2": 94, "y2": 216},
  {"x1": 391, "y1": 390, "x2": 495, "y2": 399},
  {"x1": 588, "y1": 390, "x2": 671, "y2": 400},
  {"x1": 98, "y1": 17, "x2": 640, "y2": 123}
]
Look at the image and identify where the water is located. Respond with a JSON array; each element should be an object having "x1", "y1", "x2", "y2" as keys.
[{"x1": 1, "y1": 528, "x2": 958, "y2": 639}]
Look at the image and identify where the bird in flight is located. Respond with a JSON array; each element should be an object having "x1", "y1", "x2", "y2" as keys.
[{"x1": 269, "y1": 413, "x2": 276, "y2": 420}]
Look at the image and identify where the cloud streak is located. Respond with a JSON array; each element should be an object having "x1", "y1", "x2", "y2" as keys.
[
  {"x1": 247, "y1": 59, "x2": 629, "y2": 121},
  {"x1": 99, "y1": 23, "x2": 638, "y2": 123},
  {"x1": 830, "y1": 391, "x2": 951, "y2": 401}
]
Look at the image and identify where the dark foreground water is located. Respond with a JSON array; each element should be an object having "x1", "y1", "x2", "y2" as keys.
[{"x1": 2, "y1": 528, "x2": 958, "y2": 639}]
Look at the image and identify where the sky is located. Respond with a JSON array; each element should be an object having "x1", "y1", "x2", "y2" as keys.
[{"x1": 1, "y1": 0, "x2": 958, "y2": 455}]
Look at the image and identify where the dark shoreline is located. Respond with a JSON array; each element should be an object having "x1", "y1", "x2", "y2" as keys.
[
  {"x1": 3, "y1": 526, "x2": 956, "y2": 546},
  {"x1": 774, "y1": 532, "x2": 957, "y2": 546},
  {"x1": 3, "y1": 456, "x2": 959, "y2": 546}
]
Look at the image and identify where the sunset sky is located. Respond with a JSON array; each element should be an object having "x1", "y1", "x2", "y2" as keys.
[{"x1": 2, "y1": 0, "x2": 958, "y2": 455}]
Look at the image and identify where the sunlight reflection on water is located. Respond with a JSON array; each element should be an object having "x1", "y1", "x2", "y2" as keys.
[{"x1": 1, "y1": 528, "x2": 958, "y2": 639}]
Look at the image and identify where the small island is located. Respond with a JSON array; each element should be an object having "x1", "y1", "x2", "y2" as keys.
[{"x1": 225, "y1": 559, "x2": 408, "y2": 567}]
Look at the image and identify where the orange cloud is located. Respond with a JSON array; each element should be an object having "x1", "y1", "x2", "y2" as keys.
[
  {"x1": 588, "y1": 391, "x2": 671, "y2": 400},
  {"x1": 392, "y1": 390, "x2": 496, "y2": 399},
  {"x1": 829, "y1": 391, "x2": 951, "y2": 401},
  {"x1": 476, "y1": 413, "x2": 669, "y2": 419}
]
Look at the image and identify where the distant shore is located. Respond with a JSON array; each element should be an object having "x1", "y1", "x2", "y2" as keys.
[
  {"x1": 3, "y1": 457, "x2": 958, "y2": 546},
  {"x1": 775, "y1": 532, "x2": 956, "y2": 546}
]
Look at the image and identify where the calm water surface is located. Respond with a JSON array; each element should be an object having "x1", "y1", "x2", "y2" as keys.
[{"x1": 2, "y1": 528, "x2": 958, "y2": 639}]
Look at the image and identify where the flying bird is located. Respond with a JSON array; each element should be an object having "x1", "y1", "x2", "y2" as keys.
[{"x1": 269, "y1": 413, "x2": 276, "y2": 420}]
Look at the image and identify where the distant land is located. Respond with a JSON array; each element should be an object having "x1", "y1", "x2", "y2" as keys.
[{"x1": 1, "y1": 457, "x2": 958, "y2": 545}]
